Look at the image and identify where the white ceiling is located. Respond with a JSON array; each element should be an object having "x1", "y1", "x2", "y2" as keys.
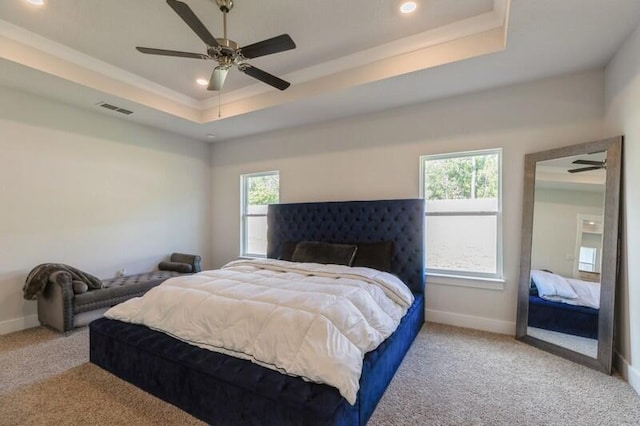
[
  {"x1": 1, "y1": 0, "x2": 640, "y2": 142},
  {"x1": 536, "y1": 152, "x2": 607, "y2": 192}
]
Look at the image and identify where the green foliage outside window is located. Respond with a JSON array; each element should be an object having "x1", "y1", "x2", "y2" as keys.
[
  {"x1": 424, "y1": 154, "x2": 498, "y2": 200},
  {"x1": 248, "y1": 174, "x2": 279, "y2": 205}
]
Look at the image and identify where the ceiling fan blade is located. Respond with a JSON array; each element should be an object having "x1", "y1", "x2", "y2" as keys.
[
  {"x1": 240, "y1": 34, "x2": 296, "y2": 59},
  {"x1": 208, "y1": 66, "x2": 230, "y2": 91},
  {"x1": 136, "y1": 47, "x2": 209, "y2": 59},
  {"x1": 572, "y1": 159, "x2": 604, "y2": 166},
  {"x1": 166, "y1": 0, "x2": 219, "y2": 47},
  {"x1": 240, "y1": 64, "x2": 291, "y2": 90},
  {"x1": 568, "y1": 166, "x2": 603, "y2": 174}
]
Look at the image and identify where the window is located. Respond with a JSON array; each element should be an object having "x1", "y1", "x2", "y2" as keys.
[
  {"x1": 241, "y1": 171, "x2": 279, "y2": 257},
  {"x1": 578, "y1": 247, "x2": 597, "y2": 272},
  {"x1": 420, "y1": 149, "x2": 502, "y2": 279}
]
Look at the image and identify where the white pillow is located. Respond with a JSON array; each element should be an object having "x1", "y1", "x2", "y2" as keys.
[{"x1": 531, "y1": 269, "x2": 578, "y2": 299}]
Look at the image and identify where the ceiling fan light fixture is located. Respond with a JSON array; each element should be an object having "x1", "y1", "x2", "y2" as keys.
[
  {"x1": 400, "y1": 1, "x2": 417, "y2": 14},
  {"x1": 25, "y1": 0, "x2": 44, "y2": 5},
  {"x1": 196, "y1": 78, "x2": 209, "y2": 86}
]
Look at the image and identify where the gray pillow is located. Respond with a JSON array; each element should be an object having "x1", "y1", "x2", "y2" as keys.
[
  {"x1": 278, "y1": 241, "x2": 299, "y2": 261},
  {"x1": 351, "y1": 241, "x2": 394, "y2": 272},
  {"x1": 72, "y1": 280, "x2": 89, "y2": 294},
  {"x1": 158, "y1": 261, "x2": 193, "y2": 273},
  {"x1": 291, "y1": 241, "x2": 358, "y2": 266}
]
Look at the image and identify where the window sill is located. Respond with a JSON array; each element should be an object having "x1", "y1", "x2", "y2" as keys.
[
  {"x1": 426, "y1": 273, "x2": 505, "y2": 291},
  {"x1": 239, "y1": 255, "x2": 266, "y2": 260}
]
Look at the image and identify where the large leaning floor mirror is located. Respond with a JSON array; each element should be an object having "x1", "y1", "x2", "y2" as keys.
[{"x1": 516, "y1": 136, "x2": 622, "y2": 374}]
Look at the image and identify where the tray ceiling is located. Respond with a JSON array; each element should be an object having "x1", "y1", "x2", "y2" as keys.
[{"x1": 1, "y1": 0, "x2": 639, "y2": 142}]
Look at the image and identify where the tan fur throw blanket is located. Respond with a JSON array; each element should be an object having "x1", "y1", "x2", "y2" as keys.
[{"x1": 23, "y1": 263, "x2": 102, "y2": 300}]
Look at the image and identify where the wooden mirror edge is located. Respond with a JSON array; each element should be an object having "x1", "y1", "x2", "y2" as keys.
[{"x1": 515, "y1": 136, "x2": 623, "y2": 375}]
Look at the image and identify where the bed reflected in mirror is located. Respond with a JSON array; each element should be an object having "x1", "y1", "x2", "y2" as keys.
[{"x1": 516, "y1": 136, "x2": 622, "y2": 374}]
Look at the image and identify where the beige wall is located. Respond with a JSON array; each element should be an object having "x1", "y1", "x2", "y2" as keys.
[
  {"x1": 211, "y1": 70, "x2": 608, "y2": 334},
  {"x1": 0, "y1": 86, "x2": 212, "y2": 334},
  {"x1": 531, "y1": 188, "x2": 605, "y2": 278},
  {"x1": 605, "y1": 19, "x2": 640, "y2": 394}
]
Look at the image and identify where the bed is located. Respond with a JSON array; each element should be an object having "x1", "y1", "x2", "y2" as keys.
[
  {"x1": 527, "y1": 269, "x2": 599, "y2": 339},
  {"x1": 89, "y1": 198, "x2": 425, "y2": 425}
]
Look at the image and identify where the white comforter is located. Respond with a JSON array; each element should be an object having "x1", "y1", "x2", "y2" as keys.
[
  {"x1": 105, "y1": 259, "x2": 414, "y2": 404},
  {"x1": 531, "y1": 269, "x2": 600, "y2": 309}
]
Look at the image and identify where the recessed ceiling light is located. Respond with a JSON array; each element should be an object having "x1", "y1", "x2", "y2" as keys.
[
  {"x1": 25, "y1": 0, "x2": 45, "y2": 5},
  {"x1": 196, "y1": 78, "x2": 209, "y2": 87},
  {"x1": 206, "y1": 133, "x2": 217, "y2": 139},
  {"x1": 400, "y1": 1, "x2": 417, "y2": 14}
]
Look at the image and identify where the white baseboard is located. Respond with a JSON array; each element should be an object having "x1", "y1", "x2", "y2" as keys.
[
  {"x1": 614, "y1": 351, "x2": 640, "y2": 396},
  {"x1": 426, "y1": 308, "x2": 515, "y2": 335},
  {"x1": 630, "y1": 364, "x2": 640, "y2": 396},
  {"x1": 0, "y1": 314, "x2": 40, "y2": 335}
]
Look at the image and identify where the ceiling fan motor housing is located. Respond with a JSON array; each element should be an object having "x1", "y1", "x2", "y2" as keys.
[
  {"x1": 208, "y1": 39, "x2": 244, "y2": 67},
  {"x1": 208, "y1": 39, "x2": 237, "y2": 54}
]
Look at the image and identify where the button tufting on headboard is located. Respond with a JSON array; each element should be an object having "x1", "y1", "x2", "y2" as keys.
[{"x1": 267, "y1": 199, "x2": 425, "y2": 294}]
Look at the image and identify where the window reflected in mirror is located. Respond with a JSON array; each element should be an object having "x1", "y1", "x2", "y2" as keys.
[{"x1": 578, "y1": 247, "x2": 597, "y2": 272}]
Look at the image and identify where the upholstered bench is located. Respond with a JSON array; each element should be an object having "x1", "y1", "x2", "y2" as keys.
[{"x1": 35, "y1": 253, "x2": 201, "y2": 333}]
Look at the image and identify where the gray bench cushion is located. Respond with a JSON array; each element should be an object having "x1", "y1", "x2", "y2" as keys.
[{"x1": 74, "y1": 271, "x2": 183, "y2": 314}]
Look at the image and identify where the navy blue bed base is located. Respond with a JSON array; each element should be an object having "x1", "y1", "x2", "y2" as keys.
[
  {"x1": 90, "y1": 295, "x2": 423, "y2": 425},
  {"x1": 528, "y1": 295, "x2": 598, "y2": 339},
  {"x1": 90, "y1": 199, "x2": 425, "y2": 425}
]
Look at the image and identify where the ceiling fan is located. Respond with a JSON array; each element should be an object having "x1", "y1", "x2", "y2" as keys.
[
  {"x1": 568, "y1": 159, "x2": 607, "y2": 174},
  {"x1": 136, "y1": 0, "x2": 296, "y2": 91}
]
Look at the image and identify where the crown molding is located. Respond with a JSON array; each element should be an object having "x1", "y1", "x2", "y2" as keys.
[{"x1": 0, "y1": 19, "x2": 200, "y2": 109}]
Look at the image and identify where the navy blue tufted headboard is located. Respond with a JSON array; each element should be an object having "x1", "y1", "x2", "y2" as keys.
[{"x1": 267, "y1": 199, "x2": 425, "y2": 294}]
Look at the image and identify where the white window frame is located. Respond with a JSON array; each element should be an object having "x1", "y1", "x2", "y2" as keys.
[
  {"x1": 240, "y1": 170, "x2": 279, "y2": 258},
  {"x1": 578, "y1": 247, "x2": 597, "y2": 272},
  {"x1": 420, "y1": 148, "x2": 503, "y2": 280}
]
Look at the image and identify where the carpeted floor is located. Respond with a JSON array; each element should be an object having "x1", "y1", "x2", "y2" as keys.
[{"x1": 1, "y1": 323, "x2": 639, "y2": 425}]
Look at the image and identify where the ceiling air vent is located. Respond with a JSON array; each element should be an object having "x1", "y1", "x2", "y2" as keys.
[{"x1": 96, "y1": 102, "x2": 133, "y2": 115}]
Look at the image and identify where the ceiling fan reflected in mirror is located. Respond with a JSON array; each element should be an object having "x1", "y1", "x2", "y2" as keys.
[
  {"x1": 568, "y1": 159, "x2": 607, "y2": 174},
  {"x1": 136, "y1": 0, "x2": 296, "y2": 91}
]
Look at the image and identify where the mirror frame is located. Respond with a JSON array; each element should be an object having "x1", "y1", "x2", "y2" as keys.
[{"x1": 516, "y1": 136, "x2": 622, "y2": 374}]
